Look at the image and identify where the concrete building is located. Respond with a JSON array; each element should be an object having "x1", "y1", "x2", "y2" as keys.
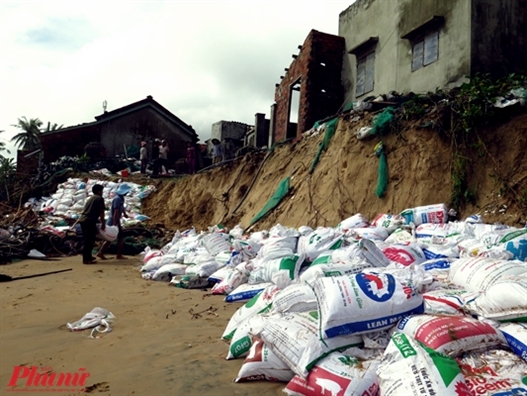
[
  {"x1": 209, "y1": 120, "x2": 251, "y2": 159},
  {"x1": 211, "y1": 120, "x2": 251, "y2": 142},
  {"x1": 40, "y1": 96, "x2": 198, "y2": 164},
  {"x1": 244, "y1": 113, "x2": 270, "y2": 148},
  {"x1": 270, "y1": 30, "x2": 345, "y2": 145},
  {"x1": 339, "y1": 0, "x2": 527, "y2": 107}
]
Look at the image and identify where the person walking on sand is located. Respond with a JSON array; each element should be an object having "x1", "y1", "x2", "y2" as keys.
[
  {"x1": 78, "y1": 184, "x2": 105, "y2": 265},
  {"x1": 186, "y1": 141, "x2": 196, "y2": 174},
  {"x1": 96, "y1": 183, "x2": 131, "y2": 260},
  {"x1": 140, "y1": 141, "x2": 148, "y2": 174}
]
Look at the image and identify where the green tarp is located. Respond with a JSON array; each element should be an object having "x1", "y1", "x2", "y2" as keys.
[
  {"x1": 374, "y1": 142, "x2": 388, "y2": 198},
  {"x1": 370, "y1": 106, "x2": 396, "y2": 136},
  {"x1": 309, "y1": 116, "x2": 339, "y2": 174},
  {"x1": 249, "y1": 177, "x2": 291, "y2": 226}
]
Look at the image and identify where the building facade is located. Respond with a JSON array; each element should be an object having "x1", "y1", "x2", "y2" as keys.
[
  {"x1": 40, "y1": 96, "x2": 197, "y2": 163},
  {"x1": 339, "y1": 0, "x2": 527, "y2": 107},
  {"x1": 270, "y1": 30, "x2": 345, "y2": 145}
]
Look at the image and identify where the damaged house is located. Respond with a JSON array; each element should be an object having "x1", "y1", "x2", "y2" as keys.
[
  {"x1": 269, "y1": 29, "x2": 345, "y2": 145},
  {"x1": 339, "y1": 0, "x2": 527, "y2": 107}
]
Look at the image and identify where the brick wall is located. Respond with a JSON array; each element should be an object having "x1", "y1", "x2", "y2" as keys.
[{"x1": 273, "y1": 30, "x2": 345, "y2": 143}]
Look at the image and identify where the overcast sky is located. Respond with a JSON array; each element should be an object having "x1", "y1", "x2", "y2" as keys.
[{"x1": 0, "y1": 0, "x2": 354, "y2": 157}]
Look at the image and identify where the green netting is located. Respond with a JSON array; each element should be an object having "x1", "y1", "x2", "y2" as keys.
[
  {"x1": 370, "y1": 106, "x2": 396, "y2": 136},
  {"x1": 374, "y1": 142, "x2": 388, "y2": 198},
  {"x1": 249, "y1": 177, "x2": 290, "y2": 226},
  {"x1": 343, "y1": 102, "x2": 355, "y2": 112},
  {"x1": 309, "y1": 116, "x2": 339, "y2": 174}
]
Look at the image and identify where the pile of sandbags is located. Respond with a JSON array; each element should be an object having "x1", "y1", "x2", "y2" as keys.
[
  {"x1": 24, "y1": 178, "x2": 155, "y2": 224},
  {"x1": 140, "y1": 203, "x2": 527, "y2": 395}
]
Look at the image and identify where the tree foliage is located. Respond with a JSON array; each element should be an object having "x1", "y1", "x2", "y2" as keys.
[
  {"x1": 11, "y1": 117, "x2": 44, "y2": 150},
  {"x1": 43, "y1": 122, "x2": 63, "y2": 133},
  {"x1": 0, "y1": 156, "x2": 16, "y2": 201},
  {"x1": 0, "y1": 130, "x2": 10, "y2": 158}
]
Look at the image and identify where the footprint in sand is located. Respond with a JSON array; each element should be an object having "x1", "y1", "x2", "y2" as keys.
[{"x1": 84, "y1": 382, "x2": 110, "y2": 393}]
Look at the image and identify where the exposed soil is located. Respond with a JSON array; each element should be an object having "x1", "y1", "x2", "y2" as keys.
[{"x1": 142, "y1": 112, "x2": 527, "y2": 231}]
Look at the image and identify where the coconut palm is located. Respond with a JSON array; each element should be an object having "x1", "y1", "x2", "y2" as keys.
[
  {"x1": 43, "y1": 122, "x2": 63, "y2": 133},
  {"x1": 0, "y1": 130, "x2": 10, "y2": 158},
  {"x1": 0, "y1": 156, "x2": 16, "y2": 201},
  {"x1": 11, "y1": 117, "x2": 43, "y2": 150}
]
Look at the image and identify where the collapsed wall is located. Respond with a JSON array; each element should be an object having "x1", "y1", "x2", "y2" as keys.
[{"x1": 142, "y1": 113, "x2": 527, "y2": 231}]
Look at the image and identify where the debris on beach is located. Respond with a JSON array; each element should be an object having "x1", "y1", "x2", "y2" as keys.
[
  {"x1": 1, "y1": 178, "x2": 157, "y2": 263},
  {"x1": 66, "y1": 307, "x2": 115, "y2": 339}
]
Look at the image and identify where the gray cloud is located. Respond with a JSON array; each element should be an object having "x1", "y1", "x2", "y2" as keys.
[{"x1": 22, "y1": 17, "x2": 95, "y2": 51}]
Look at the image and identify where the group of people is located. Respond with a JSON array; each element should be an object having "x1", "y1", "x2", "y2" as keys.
[
  {"x1": 211, "y1": 138, "x2": 235, "y2": 164},
  {"x1": 139, "y1": 139, "x2": 197, "y2": 176},
  {"x1": 140, "y1": 139, "x2": 170, "y2": 176},
  {"x1": 78, "y1": 183, "x2": 131, "y2": 264}
]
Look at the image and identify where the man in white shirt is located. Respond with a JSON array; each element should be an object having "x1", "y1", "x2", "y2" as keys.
[{"x1": 140, "y1": 141, "x2": 148, "y2": 174}]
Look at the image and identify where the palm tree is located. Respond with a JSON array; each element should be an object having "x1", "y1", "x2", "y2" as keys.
[
  {"x1": 0, "y1": 130, "x2": 10, "y2": 158},
  {"x1": 0, "y1": 156, "x2": 16, "y2": 201},
  {"x1": 11, "y1": 117, "x2": 43, "y2": 150},
  {"x1": 43, "y1": 122, "x2": 63, "y2": 133}
]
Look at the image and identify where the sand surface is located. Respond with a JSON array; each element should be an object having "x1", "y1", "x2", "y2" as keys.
[{"x1": 0, "y1": 257, "x2": 283, "y2": 396}]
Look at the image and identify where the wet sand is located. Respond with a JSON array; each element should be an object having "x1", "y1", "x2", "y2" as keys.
[{"x1": 0, "y1": 257, "x2": 284, "y2": 395}]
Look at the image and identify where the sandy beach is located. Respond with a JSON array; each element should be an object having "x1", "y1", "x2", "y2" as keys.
[{"x1": 0, "y1": 256, "x2": 284, "y2": 396}]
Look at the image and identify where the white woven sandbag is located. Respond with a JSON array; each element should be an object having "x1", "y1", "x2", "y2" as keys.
[
  {"x1": 378, "y1": 332, "x2": 472, "y2": 396},
  {"x1": 448, "y1": 257, "x2": 527, "y2": 291},
  {"x1": 312, "y1": 272, "x2": 423, "y2": 338},
  {"x1": 253, "y1": 311, "x2": 363, "y2": 379},
  {"x1": 234, "y1": 337, "x2": 294, "y2": 383},
  {"x1": 393, "y1": 314, "x2": 506, "y2": 356}
]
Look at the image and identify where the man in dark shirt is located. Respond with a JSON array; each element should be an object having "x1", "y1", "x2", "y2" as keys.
[
  {"x1": 78, "y1": 184, "x2": 105, "y2": 264},
  {"x1": 151, "y1": 139, "x2": 161, "y2": 177}
]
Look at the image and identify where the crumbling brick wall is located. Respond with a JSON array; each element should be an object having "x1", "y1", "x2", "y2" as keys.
[{"x1": 273, "y1": 30, "x2": 345, "y2": 143}]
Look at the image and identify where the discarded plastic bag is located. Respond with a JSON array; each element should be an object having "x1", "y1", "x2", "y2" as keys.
[{"x1": 66, "y1": 307, "x2": 115, "y2": 338}]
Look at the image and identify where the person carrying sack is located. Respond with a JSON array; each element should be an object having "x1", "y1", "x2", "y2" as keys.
[
  {"x1": 96, "y1": 183, "x2": 131, "y2": 260},
  {"x1": 78, "y1": 184, "x2": 106, "y2": 264}
]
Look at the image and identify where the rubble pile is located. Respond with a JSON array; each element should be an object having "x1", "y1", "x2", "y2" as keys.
[
  {"x1": 0, "y1": 178, "x2": 156, "y2": 263},
  {"x1": 139, "y1": 203, "x2": 527, "y2": 395}
]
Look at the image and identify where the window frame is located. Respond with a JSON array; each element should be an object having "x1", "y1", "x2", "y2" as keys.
[
  {"x1": 356, "y1": 50, "x2": 375, "y2": 97},
  {"x1": 349, "y1": 37, "x2": 378, "y2": 98},
  {"x1": 411, "y1": 30, "x2": 439, "y2": 71}
]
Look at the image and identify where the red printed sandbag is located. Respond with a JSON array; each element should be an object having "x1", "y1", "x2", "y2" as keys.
[
  {"x1": 284, "y1": 352, "x2": 380, "y2": 396},
  {"x1": 457, "y1": 349, "x2": 527, "y2": 396},
  {"x1": 382, "y1": 243, "x2": 426, "y2": 266},
  {"x1": 143, "y1": 249, "x2": 163, "y2": 264},
  {"x1": 234, "y1": 337, "x2": 294, "y2": 383},
  {"x1": 423, "y1": 289, "x2": 470, "y2": 316},
  {"x1": 394, "y1": 315, "x2": 506, "y2": 356},
  {"x1": 211, "y1": 268, "x2": 248, "y2": 295}
]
